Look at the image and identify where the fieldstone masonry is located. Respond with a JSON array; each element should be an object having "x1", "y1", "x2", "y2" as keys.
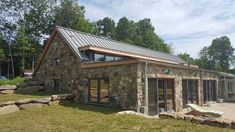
[{"x1": 35, "y1": 33, "x2": 220, "y2": 114}]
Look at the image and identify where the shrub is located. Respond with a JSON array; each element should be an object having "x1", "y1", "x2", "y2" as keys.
[{"x1": 0, "y1": 77, "x2": 29, "y2": 86}]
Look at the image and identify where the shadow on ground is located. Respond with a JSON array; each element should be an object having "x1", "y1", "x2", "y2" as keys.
[{"x1": 60, "y1": 101, "x2": 122, "y2": 114}]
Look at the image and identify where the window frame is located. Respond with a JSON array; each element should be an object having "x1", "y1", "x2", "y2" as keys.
[{"x1": 88, "y1": 78, "x2": 110, "y2": 104}]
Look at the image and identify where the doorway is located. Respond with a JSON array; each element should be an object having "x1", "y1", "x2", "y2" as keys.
[
  {"x1": 182, "y1": 79, "x2": 199, "y2": 108},
  {"x1": 148, "y1": 78, "x2": 175, "y2": 115},
  {"x1": 203, "y1": 80, "x2": 216, "y2": 103}
]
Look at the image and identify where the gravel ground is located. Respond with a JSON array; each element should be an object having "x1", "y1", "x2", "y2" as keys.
[{"x1": 203, "y1": 102, "x2": 235, "y2": 121}]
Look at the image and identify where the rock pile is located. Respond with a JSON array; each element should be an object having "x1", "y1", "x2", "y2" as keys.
[
  {"x1": 0, "y1": 93, "x2": 74, "y2": 116},
  {"x1": 0, "y1": 80, "x2": 44, "y2": 94},
  {"x1": 159, "y1": 112, "x2": 235, "y2": 129},
  {"x1": 0, "y1": 85, "x2": 17, "y2": 94}
]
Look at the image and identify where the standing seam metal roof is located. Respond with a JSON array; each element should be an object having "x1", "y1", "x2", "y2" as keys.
[{"x1": 56, "y1": 26, "x2": 186, "y2": 64}]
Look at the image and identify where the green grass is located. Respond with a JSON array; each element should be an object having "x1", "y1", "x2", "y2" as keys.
[
  {"x1": 0, "y1": 103, "x2": 233, "y2": 132},
  {"x1": 0, "y1": 77, "x2": 28, "y2": 86},
  {"x1": 0, "y1": 92, "x2": 57, "y2": 103}
]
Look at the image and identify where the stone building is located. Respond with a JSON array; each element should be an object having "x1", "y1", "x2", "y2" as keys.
[{"x1": 34, "y1": 26, "x2": 232, "y2": 115}]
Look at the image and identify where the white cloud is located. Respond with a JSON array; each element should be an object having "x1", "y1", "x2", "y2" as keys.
[{"x1": 80, "y1": 0, "x2": 235, "y2": 58}]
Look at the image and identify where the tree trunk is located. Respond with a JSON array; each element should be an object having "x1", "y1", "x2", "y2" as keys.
[{"x1": 8, "y1": 43, "x2": 15, "y2": 79}]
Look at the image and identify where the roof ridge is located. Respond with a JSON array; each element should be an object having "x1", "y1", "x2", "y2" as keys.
[{"x1": 55, "y1": 26, "x2": 179, "y2": 58}]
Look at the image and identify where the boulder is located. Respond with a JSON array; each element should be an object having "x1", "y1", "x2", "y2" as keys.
[
  {"x1": 184, "y1": 115, "x2": 194, "y2": 122},
  {"x1": 48, "y1": 100, "x2": 60, "y2": 106},
  {"x1": 0, "y1": 90, "x2": 14, "y2": 94},
  {"x1": 58, "y1": 93, "x2": 74, "y2": 100},
  {"x1": 231, "y1": 121, "x2": 235, "y2": 129},
  {"x1": 17, "y1": 80, "x2": 44, "y2": 87},
  {"x1": 51, "y1": 95, "x2": 59, "y2": 101},
  {"x1": 0, "y1": 105, "x2": 19, "y2": 115},
  {"x1": 0, "y1": 101, "x2": 16, "y2": 107},
  {"x1": 19, "y1": 103, "x2": 47, "y2": 110},
  {"x1": 203, "y1": 118, "x2": 230, "y2": 128},
  {"x1": 31, "y1": 98, "x2": 51, "y2": 104},
  {"x1": 51, "y1": 94, "x2": 74, "y2": 101},
  {"x1": 176, "y1": 114, "x2": 185, "y2": 120},
  {"x1": 0, "y1": 85, "x2": 17, "y2": 90},
  {"x1": 15, "y1": 99, "x2": 32, "y2": 105},
  {"x1": 15, "y1": 86, "x2": 44, "y2": 94},
  {"x1": 191, "y1": 116, "x2": 204, "y2": 124},
  {"x1": 159, "y1": 112, "x2": 177, "y2": 119}
]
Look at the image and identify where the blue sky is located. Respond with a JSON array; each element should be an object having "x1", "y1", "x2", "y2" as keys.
[{"x1": 80, "y1": 0, "x2": 235, "y2": 58}]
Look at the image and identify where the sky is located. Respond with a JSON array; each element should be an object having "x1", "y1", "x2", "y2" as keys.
[{"x1": 80, "y1": 0, "x2": 235, "y2": 58}]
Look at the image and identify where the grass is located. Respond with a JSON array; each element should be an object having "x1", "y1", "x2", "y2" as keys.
[
  {"x1": 0, "y1": 77, "x2": 28, "y2": 86},
  {"x1": 0, "y1": 92, "x2": 58, "y2": 103},
  {"x1": 0, "y1": 102, "x2": 233, "y2": 132}
]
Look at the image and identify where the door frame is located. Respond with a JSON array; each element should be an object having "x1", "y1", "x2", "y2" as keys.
[
  {"x1": 148, "y1": 78, "x2": 176, "y2": 114},
  {"x1": 88, "y1": 78, "x2": 109, "y2": 104}
]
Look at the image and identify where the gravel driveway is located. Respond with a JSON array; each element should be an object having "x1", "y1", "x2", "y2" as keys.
[{"x1": 203, "y1": 102, "x2": 235, "y2": 121}]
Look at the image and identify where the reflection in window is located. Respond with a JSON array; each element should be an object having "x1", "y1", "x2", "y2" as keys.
[
  {"x1": 94, "y1": 54, "x2": 105, "y2": 61},
  {"x1": 89, "y1": 80, "x2": 98, "y2": 102},
  {"x1": 89, "y1": 79, "x2": 109, "y2": 104},
  {"x1": 115, "y1": 56, "x2": 123, "y2": 61},
  {"x1": 105, "y1": 55, "x2": 115, "y2": 61},
  {"x1": 100, "y1": 79, "x2": 109, "y2": 103}
]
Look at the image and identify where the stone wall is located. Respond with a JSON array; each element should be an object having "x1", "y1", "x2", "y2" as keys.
[
  {"x1": 136, "y1": 62, "x2": 219, "y2": 114},
  {"x1": 35, "y1": 33, "x2": 219, "y2": 114},
  {"x1": 35, "y1": 34, "x2": 138, "y2": 110}
]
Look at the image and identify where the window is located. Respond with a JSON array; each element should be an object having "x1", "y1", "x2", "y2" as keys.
[
  {"x1": 228, "y1": 82, "x2": 233, "y2": 92},
  {"x1": 89, "y1": 79, "x2": 109, "y2": 104},
  {"x1": 105, "y1": 55, "x2": 115, "y2": 61},
  {"x1": 114, "y1": 56, "x2": 123, "y2": 61},
  {"x1": 94, "y1": 53, "x2": 105, "y2": 62},
  {"x1": 228, "y1": 82, "x2": 234, "y2": 98}
]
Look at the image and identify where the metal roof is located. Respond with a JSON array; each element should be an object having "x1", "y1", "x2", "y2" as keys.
[{"x1": 56, "y1": 26, "x2": 186, "y2": 64}]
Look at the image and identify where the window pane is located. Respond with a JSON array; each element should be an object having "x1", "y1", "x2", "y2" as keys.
[
  {"x1": 100, "y1": 79, "x2": 109, "y2": 103},
  {"x1": 94, "y1": 54, "x2": 105, "y2": 62},
  {"x1": 114, "y1": 56, "x2": 123, "y2": 61},
  {"x1": 89, "y1": 80, "x2": 98, "y2": 102},
  {"x1": 105, "y1": 55, "x2": 114, "y2": 61}
]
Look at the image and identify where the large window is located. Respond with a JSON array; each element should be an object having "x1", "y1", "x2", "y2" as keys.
[
  {"x1": 85, "y1": 50, "x2": 126, "y2": 62},
  {"x1": 94, "y1": 53, "x2": 105, "y2": 62},
  {"x1": 89, "y1": 79, "x2": 109, "y2": 104}
]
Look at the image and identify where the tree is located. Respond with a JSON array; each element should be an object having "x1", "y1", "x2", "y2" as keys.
[
  {"x1": 196, "y1": 36, "x2": 235, "y2": 72},
  {"x1": 178, "y1": 53, "x2": 195, "y2": 64},
  {"x1": 115, "y1": 17, "x2": 136, "y2": 44},
  {"x1": 96, "y1": 17, "x2": 115, "y2": 38},
  {"x1": 135, "y1": 18, "x2": 171, "y2": 53},
  {"x1": 208, "y1": 36, "x2": 234, "y2": 71},
  {"x1": 53, "y1": 0, "x2": 95, "y2": 34}
]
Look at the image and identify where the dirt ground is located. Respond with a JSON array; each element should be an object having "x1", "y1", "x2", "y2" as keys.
[{"x1": 203, "y1": 102, "x2": 235, "y2": 121}]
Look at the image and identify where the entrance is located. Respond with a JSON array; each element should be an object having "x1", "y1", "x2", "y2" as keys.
[
  {"x1": 182, "y1": 80, "x2": 198, "y2": 108},
  {"x1": 203, "y1": 80, "x2": 216, "y2": 103},
  {"x1": 148, "y1": 78, "x2": 175, "y2": 115}
]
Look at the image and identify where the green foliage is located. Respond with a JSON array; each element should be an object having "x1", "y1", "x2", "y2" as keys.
[
  {"x1": 54, "y1": 0, "x2": 95, "y2": 34},
  {"x1": 197, "y1": 36, "x2": 235, "y2": 72},
  {"x1": 115, "y1": 17, "x2": 171, "y2": 53},
  {"x1": 96, "y1": 17, "x2": 115, "y2": 38},
  {"x1": 0, "y1": 76, "x2": 26, "y2": 86},
  {"x1": 116, "y1": 17, "x2": 136, "y2": 43},
  {"x1": 178, "y1": 53, "x2": 195, "y2": 64}
]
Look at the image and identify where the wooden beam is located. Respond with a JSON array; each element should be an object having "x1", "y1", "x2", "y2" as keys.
[{"x1": 81, "y1": 59, "x2": 139, "y2": 68}]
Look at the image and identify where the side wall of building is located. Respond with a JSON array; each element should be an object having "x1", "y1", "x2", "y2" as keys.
[
  {"x1": 136, "y1": 62, "x2": 219, "y2": 114},
  {"x1": 35, "y1": 33, "x2": 138, "y2": 110}
]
